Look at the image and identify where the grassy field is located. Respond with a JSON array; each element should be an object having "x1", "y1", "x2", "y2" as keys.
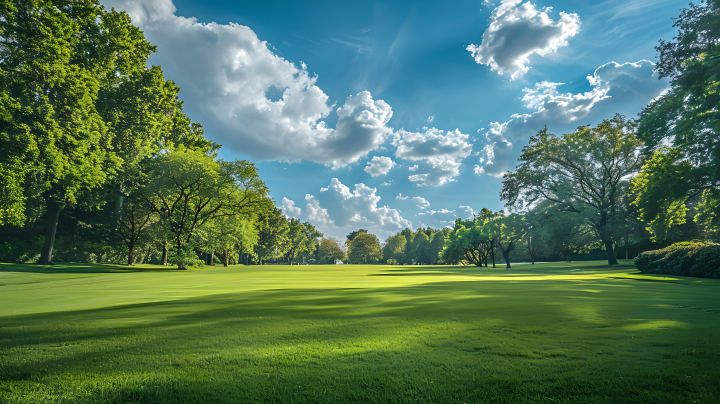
[{"x1": 1, "y1": 261, "x2": 719, "y2": 403}]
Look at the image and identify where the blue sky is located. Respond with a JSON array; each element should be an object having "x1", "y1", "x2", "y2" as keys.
[{"x1": 102, "y1": 0, "x2": 685, "y2": 240}]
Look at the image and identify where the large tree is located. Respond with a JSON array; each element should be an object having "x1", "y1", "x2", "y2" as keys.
[
  {"x1": 318, "y1": 238, "x2": 346, "y2": 264},
  {"x1": 501, "y1": 115, "x2": 644, "y2": 265},
  {"x1": 634, "y1": 0, "x2": 720, "y2": 241},
  {"x1": 0, "y1": 1, "x2": 157, "y2": 263},
  {"x1": 347, "y1": 232, "x2": 382, "y2": 264}
]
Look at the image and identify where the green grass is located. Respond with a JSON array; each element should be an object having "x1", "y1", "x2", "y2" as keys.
[{"x1": 1, "y1": 260, "x2": 719, "y2": 403}]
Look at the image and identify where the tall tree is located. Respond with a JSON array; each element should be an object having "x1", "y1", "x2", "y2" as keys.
[
  {"x1": 347, "y1": 232, "x2": 382, "y2": 264},
  {"x1": 318, "y1": 238, "x2": 346, "y2": 264},
  {"x1": 0, "y1": 1, "x2": 157, "y2": 263},
  {"x1": 254, "y1": 207, "x2": 289, "y2": 265},
  {"x1": 382, "y1": 234, "x2": 406, "y2": 264},
  {"x1": 634, "y1": 0, "x2": 720, "y2": 241},
  {"x1": 501, "y1": 116, "x2": 644, "y2": 265}
]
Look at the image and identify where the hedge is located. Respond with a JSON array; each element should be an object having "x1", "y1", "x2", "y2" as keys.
[{"x1": 634, "y1": 241, "x2": 720, "y2": 279}]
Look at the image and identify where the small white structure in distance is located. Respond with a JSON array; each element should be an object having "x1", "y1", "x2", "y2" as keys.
[{"x1": 335, "y1": 260, "x2": 344, "y2": 265}]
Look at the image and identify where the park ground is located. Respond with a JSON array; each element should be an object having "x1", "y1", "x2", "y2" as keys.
[{"x1": 0, "y1": 261, "x2": 719, "y2": 403}]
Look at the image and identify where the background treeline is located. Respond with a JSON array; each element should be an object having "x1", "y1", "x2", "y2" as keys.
[{"x1": 0, "y1": 1, "x2": 326, "y2": 268}]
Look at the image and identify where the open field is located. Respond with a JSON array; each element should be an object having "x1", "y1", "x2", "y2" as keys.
[{"x1": 1, "y1": 261, "x2": 719, "y2": 403}]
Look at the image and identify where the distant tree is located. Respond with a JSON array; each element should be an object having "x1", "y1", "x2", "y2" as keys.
[
  {"x1": 426, "y1": 232, "x2": 446, "y2": 264},
  {"x1": 348, "y1": 232, "x2": 382, "y2": 264},
  {"x1": 318, "y1": 238, "x2": 346, "y2": 264},
  {"x1": 382, "y1": 235, "x2": 406, "y2": 264},
  {"x1": 116, "y1": 196, "x2": 155, "y2": 265},
  {"x1": 485, "y1": 213, "x2": 526, "y2": 268},
  {"x1": 501, "y1": 116, "x2": 643, "y2": 265},
  {"x1": 414, "y1": 231, "x2": 431, "y2": 264},
  {"x1": 254, "y1": 207, "x2": 289, "y2": 265},
  {"x1": 346, "y1": 229, "x2": 368, "y2": 242}
]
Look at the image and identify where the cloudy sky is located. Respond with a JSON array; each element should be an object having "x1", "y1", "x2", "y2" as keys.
[{"x1": 102, "y1": 0, "x2": 684, "y2": 240}]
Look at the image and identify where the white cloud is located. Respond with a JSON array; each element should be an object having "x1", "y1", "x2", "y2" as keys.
[
  {"x1": 412, "y1": 196, "x2": 430, "y2": 209},
  {"x1": 380, "y1": 181, "x2": 394, "y2": 186},
  {"x1": 396, "y1": 193, "x2": 409, "y2": 200},
  {"x1": 281, "y1": 197, "x2": 301, "y2": 218},
  {"x1": 393, "y1": 128, "x2": 473, "y2": 187},
  {"x1": 417, "y1": 206, "x2": 475, "y2": 228},
  {"x1": 364, "y1": 156, "x2": 396, "y2": 177},
  {"x1": 102, "y1": 0, "x2": 392, "y2": 167},
  {"x1": 303, "y1": 179, "x2": 412, "y2": 237},
  {"x1": 476, "y1": 60, "x2": 670, "y2": 177},
  {"x1": 408, "y1": 165, "x2": 419, "y2": 172},
  {"x1": 467, "y1": 0, "x2": 580, "y2": 80},
  {"x1": 427, "y1": 115, "x2": 435, "y2": 123}
]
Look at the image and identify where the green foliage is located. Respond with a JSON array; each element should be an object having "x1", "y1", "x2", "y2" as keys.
[
  {"x1": 254, "y1": 207, "x2": 289, "y2": 264},
  {"x1": 168, "y1": 245, "x2": 203, "y2": 270},
  {"x1": 382, "y1": 235, "x2": 406, "y2": 264},
  {"x1": 634, "y1": 241, "x2": 720, "y2": 278},
  {"x1": 318, "y1": 238, "x2": 346, "y2": 264},
  {"x1": 695, "y1": 189, "x2": 720, "y2": 241},
  {"x1": 427, "y1": 232, "x2": 445, "y2": 264},
  {"x1": 502, "y1": 115, "x2": 643, "y2": 265},
  {"x1": 347, "y1": 232, "x2": 382, "y2": 264},
  {"x1": 635, "y1": 0, "x2": 720, "y2": 241}
]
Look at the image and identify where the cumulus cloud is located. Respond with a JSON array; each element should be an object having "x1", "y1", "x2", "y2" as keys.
[
  {"x1": 417, "y1": 206, "x2": 475, "y2": 228},
  {"x1": 393, "y1": 128, "x2": 473, "y2": 187},
  {"x1": 303, "y1": 179, "x2": 412, "y2": 236},
  {"x1": 412, "y1": 196, "x2": 430, "y2": 209},
  {"x1": 408, "y1": 165, "x2": 419, "y2": 172},
  {"x1": 102, "y1": 0, "x2": 392, "y2": 167},
  {"x1": 476, "y1": 60, "x2": 670, "y2": 177},
  {"x1": 281, "y1": 197, "x2": 301, "y2": 218},
  {"x1": 396, "y1": 193, "x2": 409, "y2": 200},
  {"x1": 364, "y1": 156, "x2": 395, "y2": 177},
  {"x1": 467, "y1": 0, "x2": 580, "y2": 79}
]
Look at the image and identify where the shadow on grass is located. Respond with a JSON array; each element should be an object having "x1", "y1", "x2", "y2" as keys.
[
  {"x1": 0, "y1": 262, "x2": 183, "y2": 274},
  {"x1": 1, "y1": 275, "x2": 719, "y2": 403}
]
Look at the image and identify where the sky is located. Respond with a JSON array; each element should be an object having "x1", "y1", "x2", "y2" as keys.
[{"x1": 101, "y1": 0, "x2": 686, "y2": 241}]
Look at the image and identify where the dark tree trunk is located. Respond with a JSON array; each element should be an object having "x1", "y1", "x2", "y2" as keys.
[
  {"x1": 502, "y1": 250, "x2": 511, "y2": 268},
  {"x1": 210, "y1": 252, "x2": 215, "y2": 266},
  {"x1": 625, "y1": 236, "x2": 629, "y2": 260},
  {"x1": 161, "y1": 246, "x2": 168, "y2": 266},
  {"x1": 39, "y1": 199, "x2": 63, "y2": 265},
  {"x1": 127, "y1": 246, "x2": 135, "y2": 265},
  {"x1": 604, "y1": 238, "x2": 619, "y2": 265},
  {"x1": 490, "y1": 240, "x2": 496, "y2": 268},
  {"x1": 223, "y1": 250, "x2": 228, "y2": 267}
]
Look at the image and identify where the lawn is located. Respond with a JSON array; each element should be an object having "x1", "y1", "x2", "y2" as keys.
[{"x1": 1, "y1": 261, "x2": 719, "y2": 403}]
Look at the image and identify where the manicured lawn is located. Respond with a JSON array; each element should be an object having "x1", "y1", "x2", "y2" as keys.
[{"x1": 1, "y1": 261, "x2": 719, "y2": 403}]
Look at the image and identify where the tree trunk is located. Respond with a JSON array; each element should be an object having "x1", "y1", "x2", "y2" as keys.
[
  {"x1": 502, "y1": 249, "x2": 511, "y2": 268},
  {"x1": 223, "y1": 250, "x2": 228, "y2": 267},
  {"x1": 210, "y1": 252, "x2": 215, "y2": 266},
  {"x1": 161, "y1": 246, "x2": 168, "y2": 266},
  {"x1": 490, "y1": 240, "x2": 496, "y2": 268},
  {"x1": 604, "y1": 237, "x2": 618, "y2": 265},
  {"x1": 625, "y1": 236, "x2": 629, "y2": 260},
  {"x1": 127, "y1": 244, "x2": 135, "y2": 265},
  {"x1": 39, "y1": 199, "x2": 63, "y2": 265}
]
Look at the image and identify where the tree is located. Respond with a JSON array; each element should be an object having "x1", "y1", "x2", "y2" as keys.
[
  {"x1": 485, "y1": 213, "x2": 526, "y2": 268},
  {"x1": 382, "y1": 235, "x2": 406, "y2": 264},
  {"x1": 318, "y1": 238, "x2": 346, "y2": 264},
  {"x1": 348, "y1": 232, "x2": 382, "y2": 264},
  {"x1": 254, "y1": 207, "x2": 289, "y2": 265},
  {"x1": 427, "y1": 232, "x2": 446, "y2": 265},
  {"x1": 413, "y1": 231, "x2": 430, "y2": 264},
  {"x1": 0, "y1": 1, "x2": 157, "y2": 263},
  {"x1": 346, "y1": 229, "x2": 368, "y2": 242},
  {"x1": 501, "y1": 116, "x2": 644, "y2": 265},
  {"x1": 140, "y1": 149, "x2": 268, "y2": 268},
  {"x1": 634, "y1": 0, "x2": 720, "y2": 241},
  {"x1": 116, "y1": 195, "x2": 155, "y2": 265}
]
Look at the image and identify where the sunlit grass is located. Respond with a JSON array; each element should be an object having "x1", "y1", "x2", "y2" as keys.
[{"x1": 1, "y1": 260, "x2": 719, "y2": 403}]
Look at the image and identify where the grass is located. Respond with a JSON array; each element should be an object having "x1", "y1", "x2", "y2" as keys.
[{"x1": 0, "y1": 260, "x2": 719, "y2": 403}]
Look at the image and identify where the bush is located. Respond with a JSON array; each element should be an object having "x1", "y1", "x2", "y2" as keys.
[{"x1": 634, "y1": 241, "x2": 720, "y2": 278}]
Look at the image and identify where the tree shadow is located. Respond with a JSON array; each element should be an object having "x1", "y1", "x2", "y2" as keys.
[{"x1": 0, "y1": 262, "x2": 182, "y2": 274}]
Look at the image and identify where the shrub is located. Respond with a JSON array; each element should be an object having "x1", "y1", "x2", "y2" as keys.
[{"x1": 634, "y1": 241, "x2": 720, "y2": 278}]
